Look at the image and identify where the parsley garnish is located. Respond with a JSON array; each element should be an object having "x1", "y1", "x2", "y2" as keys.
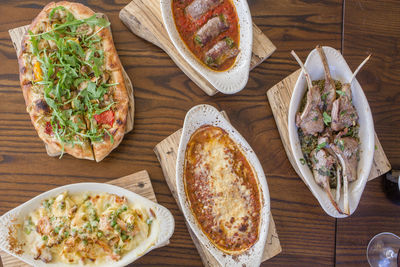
[
  {"x1": 323, "y1": 112, "x2": 332, "y2": 126},
  {"x1": 336, "y1": 90, "x2": 346, "y2": 97},
  {"x1": 316, "y1": 142, "x2": 327, "y2": 152}
]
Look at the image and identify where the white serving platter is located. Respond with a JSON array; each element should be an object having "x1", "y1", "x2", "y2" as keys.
[
  {"x1": 160, "y1": 0, "x2": 253, "y2": 94},
  {"x1": 288, "y1": 46, "x2": 375, "y2": 218},
  {"x1": 0, "y1": 183, "x2": 175, "y2": 267},
  {"x1": 176, "y1": 104, "x2": 270, "y2": 266}
]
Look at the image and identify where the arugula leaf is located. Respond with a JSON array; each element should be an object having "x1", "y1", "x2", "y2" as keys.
[
  {"x1": 29, "y1": 14, "x2": 109, "y2": 37},
  {"x1": 95, "y1": 102, "x2": 115, "y2": 115},
  {"x1": 104, "y1": 129, "x2": 114, "y2": 144},
  {"x1": 84, "y1": 15, "x2": 110, "y2": 28},
  {"x1": 28, "y1": 30, "x2": 40, "y2": 55},
  {"x1": 29, "y1": 6, "x2": 114, "y2": 153},
  {"x1": 49, "y1": 6, "x2": 66, "y2": 19}
]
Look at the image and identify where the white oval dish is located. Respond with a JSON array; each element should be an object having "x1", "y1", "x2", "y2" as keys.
[
  {"x1": 160, "y1": 0, "x2": 253, "y2": 94},
  {"x1": 0, "y1": 183, "x2": 175, "y2": 267},
  {"x1": 176, "y1": 104, "x2": 270, "y2": 266},
  {"x1": 288, "y1": 46, "x2": 375, "y2": 218}
]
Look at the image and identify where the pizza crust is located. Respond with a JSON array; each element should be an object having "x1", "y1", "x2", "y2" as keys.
[{"x1": 18, "y1": 2, "x2": 129, "y2": 161}]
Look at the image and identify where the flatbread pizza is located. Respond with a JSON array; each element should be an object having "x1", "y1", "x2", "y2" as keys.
[{"x1": 18, "y1": 1, "x2": 129, "y2": 162}]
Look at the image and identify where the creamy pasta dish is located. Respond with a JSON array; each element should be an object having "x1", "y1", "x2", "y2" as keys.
[{"x1": 19, "y1": 191, "x2": 156, "y2": 265}]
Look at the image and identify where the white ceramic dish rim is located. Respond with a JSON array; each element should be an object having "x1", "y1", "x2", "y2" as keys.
[
  {"x1": 0, "y1": 183, "x2": 175, "y2": 267},
  {"x1": 175, "y1": 104, "x2": 270, "y2": 266},
  {"x1": 288, "y1": 46, "x2": 375, "y2": 218},
  {"x1": 160, "y1": 0, "x2": 253, "y2": 94}
]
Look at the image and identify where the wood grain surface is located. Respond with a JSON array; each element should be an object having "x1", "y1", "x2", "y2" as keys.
[
  {"x1": 266, "y1": 69, "x2": 391, "y2": 182},
  {"x1": 119, "y1": 0, "x2": 276, "y2": 96},
  {"x1": 0, "y1": 170, "x2": 157, "y2": 266},
  {"x1": 153, "y1": 111, "x2": 282, "y2": 266},
  {"x1": 0, "y1": 0, "x2": 398, "y2": 266},
  {"x1": 335, "y1": 0, "x2": 400, "y2": 266}
]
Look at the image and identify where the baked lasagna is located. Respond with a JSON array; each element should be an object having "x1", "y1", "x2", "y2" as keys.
[{"x1": 184, "y1": 125, "x2": 262, "y2": 253}]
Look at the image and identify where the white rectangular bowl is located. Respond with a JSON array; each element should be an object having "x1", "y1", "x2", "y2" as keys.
[
  {"x1": 288, "y1": 46, "x2": 375, "y2": 218},
  {"x1": 176, "y1": 104, "x2": 270, "y2": 266},
  {"x1": 0, "y1": 183, "x2": 175, "y2": 267}
]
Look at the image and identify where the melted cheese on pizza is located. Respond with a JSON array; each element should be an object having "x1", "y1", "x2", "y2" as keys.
[
  {"x1": 20, "y1": 192, "x2": 156, "y2": 265},
  {"x1": 184, "y1": 125, "x2": 261, "y2": 253}
]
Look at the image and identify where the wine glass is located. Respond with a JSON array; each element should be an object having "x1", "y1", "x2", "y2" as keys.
[{"x1": 367, "y1": 232, "x2": 400, "y2": 267}]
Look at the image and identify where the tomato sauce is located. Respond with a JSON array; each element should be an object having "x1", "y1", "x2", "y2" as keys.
[{"x1": 172, "y1": 0, "x2": 240, "y2": 71}]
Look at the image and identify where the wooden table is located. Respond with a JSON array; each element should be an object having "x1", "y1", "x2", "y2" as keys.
[{"x1": 0, "y1": 0, "x2": 399, "y2": 266}]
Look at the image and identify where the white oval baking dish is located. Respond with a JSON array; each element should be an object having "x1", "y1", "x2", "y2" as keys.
[
  {"x1": 288, "y1": 46, "x2": 375, "y2": 218},
  {"x1": 160, "y1": 0, "x2": 253, "y2": 94},
  {"x1": 176, "y1": 104, "x2": 270, "y2": 266},
  {"x1": 0, "y1": 183, "x2": 175, "y2": 266}
]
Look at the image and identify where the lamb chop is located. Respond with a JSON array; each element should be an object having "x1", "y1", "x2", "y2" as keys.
[
  {"x1": 331, "y1": 55, "x2": 371, "y2": 131},
  {"x1": 331, "y1": 83, "x2": 358, "y2": 131},
  {"x1": 316, "y1": 133, "x2": 342, "y2": 205},
  {"x1": 310, "y1": 147, "x2": 343, "y2": 214},
  {"x1": 291, "y1": 51, "x2": 324, "y2": 135},
  {"x1": 316, "y1": 45, "x2": 336, "y2": 112},
  {"x1": 331, "y1": 136, "x2": 359, "y2": 215}
]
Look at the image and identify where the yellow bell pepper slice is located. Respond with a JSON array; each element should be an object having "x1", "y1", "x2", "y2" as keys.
[{"x1": 33, "y1": 61, "x2": 43, "y2": 82}]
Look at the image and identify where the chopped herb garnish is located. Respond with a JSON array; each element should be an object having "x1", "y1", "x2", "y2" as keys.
[
  {"x1": 194, "y1": 35, "x2": 202, "y2": 45},
  {"x1": 317, "y1": 168, "x2": 332, "y2": 177},
  {"x1": 205, "y1": 56, "x2": 214, "y2": 66},
  {"x1": 121, "y1": 234, "x2": 129, "y2": 242},
  {"x1": 338, "y1": 139, "x2": 345, "y2": 151},
  {"x1": 299, "y1": 158, "x2": 306, "y2": 165},
  {"x1": 323, "y1": 112, "x2": 331, "y2": 126},
  {"x1": 24, "y1": 227, "x2": 32, "y2": 235},
  {"x1": 316, "y1": 142, "x2": 327, "y2": 152},
  {"x1": 336, "y1": 90, "x2": 346, "y2": 97},
  {"x1": 321, "y1": 92, "x2": 328, "y2": 102},
  {"x1": 224, "y1": 37, "x2": 234, "y2": 48}
]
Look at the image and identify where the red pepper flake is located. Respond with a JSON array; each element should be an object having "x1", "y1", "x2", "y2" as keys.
[{"x1": 94, "y1": 110, "x2": 114, "y2": 126}]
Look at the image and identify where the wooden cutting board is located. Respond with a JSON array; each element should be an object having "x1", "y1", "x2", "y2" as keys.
[
  {"x1": 266, "y1": 69, "x2": 391, "y2": 182},
  {"x1": 8, "y1": 15, "x2": 135, "y2": 157},
  {"x1": 119, "y1": 0, "x2": 276, "y2": 96},
  {"x1": 0, "y1": 170, "x2": 157, "y2": 267},
  {"x1": 154, "y1": 111, "x2": 282, "y2": 267}
]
